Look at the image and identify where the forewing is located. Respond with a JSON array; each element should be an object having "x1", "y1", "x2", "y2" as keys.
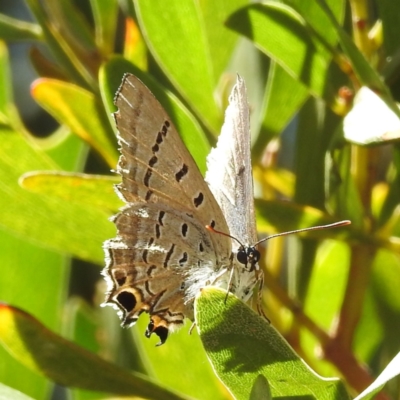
[
  {"x1": 205, "y1": 75, "x2": 257, "y2": 246},
  {"x1": 114, "y1": 74, "x2": 230, "y2": 254}
]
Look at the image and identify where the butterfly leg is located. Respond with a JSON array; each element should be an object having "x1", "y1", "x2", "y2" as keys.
[
  {"x1": 189, "y1": 321, "x2": 196, "y2": 335},
  {"x1": 224, "y1": 265, "x2": 236, "y2": 303},
  {"x1": 255, "y1": 270, "x2": 270, "y2": 323}
]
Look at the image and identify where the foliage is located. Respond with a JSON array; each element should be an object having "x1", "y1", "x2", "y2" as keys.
[{"x1": 0, "y1": 0, "x2": 400, "y2": 399}]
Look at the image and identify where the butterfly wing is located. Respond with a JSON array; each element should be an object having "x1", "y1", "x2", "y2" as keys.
[
  {"x1": 205, "y1": 75, "x2": 257, "y2": 247},
  {"x1": 205, "y1": 76, "x2": 259, "y2": 303},
  {"x1": 103, "y1": 74, "x2": 231, "y2": 345}
]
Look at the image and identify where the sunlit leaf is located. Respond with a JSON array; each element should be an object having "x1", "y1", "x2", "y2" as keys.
[
  {"x1": 31, "y1": 78, "x2": 118, "y2": 167},
  {"x1": 0, "y1": 128, "x2": 113, "y2": 263},
  {"x1": 20, "y1": 171, "x2": 121, "y2": 212},
  {"x1": 227, "y1": 3, "x2": 334, "y2": 99},
  {"x1": 195, "y1": 287, "x2": 351, "y2": 400},
  {"x1": 134, "y1": 0, "x2": 247, "y2": 133},
  {"x1": 354, "y1": 352, "x2": 400, "y2": 400},
  {"x1": 0, "y1": 304, "x2": 187, "y2": 400}
]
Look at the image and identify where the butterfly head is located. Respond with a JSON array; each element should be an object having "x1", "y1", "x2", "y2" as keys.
[{"x1": 236, "y1": 245, "x2": 260, "y2": 272}]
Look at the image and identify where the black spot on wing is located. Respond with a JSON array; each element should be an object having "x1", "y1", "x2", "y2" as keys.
[
  {"x1": 181, "y1": 223, "x2": 188, "y2": 237},
  {"x1": 164, "y1": 244, "x2": 175, "y2": 267},
  {"x1": 117, "y1": 291, "x2": 136, "y2": 312},
  {"x1": 158, "y1": 211, "x2": 165, "y2": 225},
  {"x1": 143, "y1": 169, "x2": 152, "y2": 187},
  {"x1": 145, "y1": 190, "x2": 153, "y2": 201},
  {"x1": 175, "y1": 164, "x2": 188, "y2": 182},
  {"x1": 149, "y1": 155, "x2": 158, "y2": 167},
  {"x1": 147, "y1": 265, "x2": 157, "y2": 277},
  {"x1": 194, "y1": 192, "x2": 204, "y2": 207},
  {"x1": 179, "y1": 252, "x2": 188, "y2": 266}
]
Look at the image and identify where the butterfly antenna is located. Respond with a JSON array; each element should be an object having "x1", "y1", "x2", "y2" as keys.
[
  {"x1": 254, "y1": 220, "x2": 351, "y2": 247},
  {"x1": 206, "y1": 225, "x2": 244, "y2": 248}
]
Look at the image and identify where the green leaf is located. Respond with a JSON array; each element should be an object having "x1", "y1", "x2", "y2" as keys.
[
  {"x1": 301, "y1": 240, "x2": 351, "y2": 376},
  {"x1": 31, "y1": 78, "x2": 118, "y2": 168},
  {"x1": 295, "y1": 97, "x2": 340, "y2": 208},
  {"x1": 371, "y1": 249, "x2": 400, "y2": 350},
  {"x1": 135, "y1": 318, "x2": 229, "y2": 400},
  {"x1": 0, "y1": 128, "x2": 113, "y2": 263},
  {"x1": 43, "y1": 2, "x2": 97, "y2": 53},
  {"x1": 0, "y1": 233, "x2": 67, "y2": 399},
  {"x1": 249, "y1": 375, "x2": 272, "y2": 400},
  {"x1": 226, "y1": 2, "x2": 334, "y2": 99},
  {"x1": 376, "y1": 1, "x2": 400, "y2": 57},
  {"x1": 0, "y1": 41, "x2": 21, "y2": 128},
  {"x1": 0, "y1": 304, "x2": 188, "y2": 400},
  {"x1": 39, "y1": 126, "x2": 88, "y2": 171},
  {"x1": 254, "y1": 62, "x2": 309, "y2": 156},
  {"x1": 100, "y1": 57, "x2": 211, "y2": 174},
  {"x1": 20, "y1": 171, "x2": 121, "y2": 212},
  {"x1": 24, "y1": 0, "x2": 97, "y2": 89},
  {"x1": 254, "y1": 0, "x2": 345, "y2": 153},
  {"x1": 329, "y1": 146, "x2": 365, "y2": 227},
  {"x1": 0, "y1": 14, "x2": 42, "y2": 41},
  {"x1": 378, "y1": 147, "x2": 400, "y2": 226},
  {"x1": 195, "y1": 287, "x2": 351, "y2": 400},
  {"x1": 134, "y1": 0, "x2": 247, "y2": 133},
  {"x1": 286, "y1": 0, "x2": 345, "y2": 43},
  {"x1": 89, "y1": 0, "x2": 118, "y2": 55},
  {"x1": 354, "y1": 352, "x2": 400, "y2": 400},
  {"x1": 65, "y1": 298, "x2": 147, "y2": 400}
]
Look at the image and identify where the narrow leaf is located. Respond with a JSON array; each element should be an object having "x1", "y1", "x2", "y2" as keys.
[
  {"x1": 0, "y1": 304, "x2": 188, "y2": 400},
  {"x1": 226, "y1": 3, "x2": 334, "y2": 99},
  {"x1": 31, "y1": 78, "x2": 118, "y2": 167},
  {"x1": 354, "y1": 352, "x2": 400, "y2": 400},
  {"x1": 0, "y1": 14, "x2": 42, "y2": 41},
  {"x1": 134, "y1": 0, "x2": 245, "y2": 132}
]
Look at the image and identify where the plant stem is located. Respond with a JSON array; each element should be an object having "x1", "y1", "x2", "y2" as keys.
[{"x1": 349, "y1": 0, "x2": 372, "y2": 58}]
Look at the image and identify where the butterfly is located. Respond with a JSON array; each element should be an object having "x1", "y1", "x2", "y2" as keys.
[
  {"x1": 102, "y1": 74, "x2": 350, "y2": 345},
  {"x1": 102, "y1": 74, "x2": 264, "y2": 345}
]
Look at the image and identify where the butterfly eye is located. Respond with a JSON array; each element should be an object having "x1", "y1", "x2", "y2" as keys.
[
  {"x1": 236, "y1": 248, "x2": 248, "y2": 265},
  {"x1": 249, "y1": 247, "x2": 261, "y2": 263}
]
